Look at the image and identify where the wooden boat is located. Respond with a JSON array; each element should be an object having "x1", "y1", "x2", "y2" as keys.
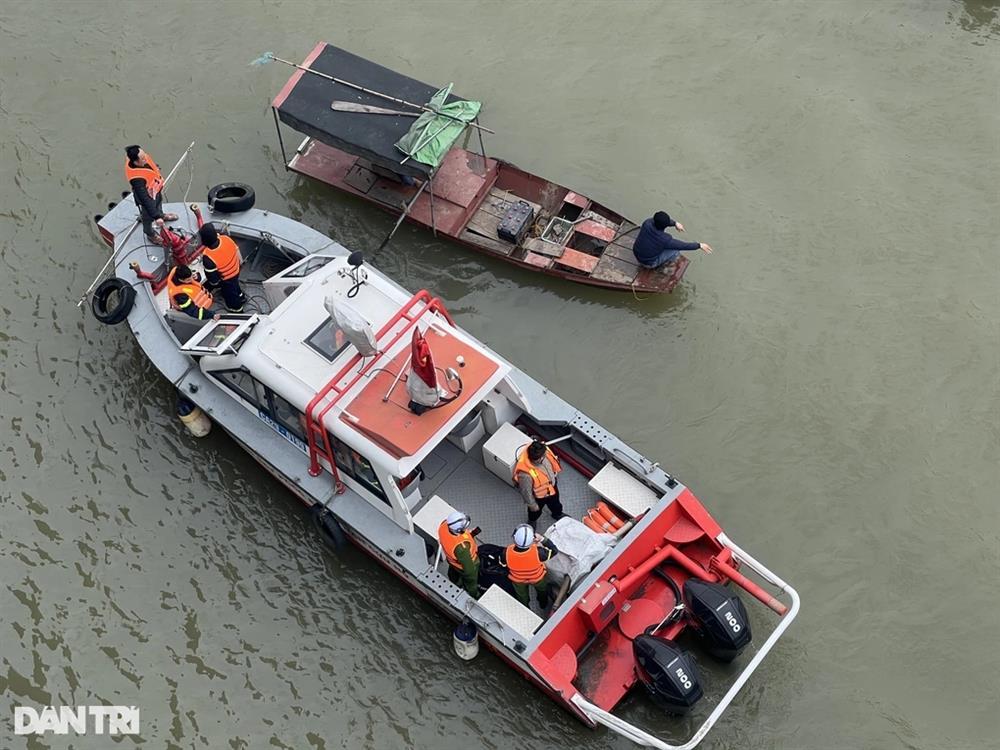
[
  {"x1": 89, "y1": 148, "x2": 798, "y2": 748},
  {"x1": 268, "y1": 43, "x2": 691, "y2": 294}
]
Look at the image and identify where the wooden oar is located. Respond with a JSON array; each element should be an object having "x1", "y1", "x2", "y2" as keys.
[{"x1": 331, "y1": 101, "x2": 420, "y2": 117}]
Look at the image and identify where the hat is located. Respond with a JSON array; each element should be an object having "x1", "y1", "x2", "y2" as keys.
[
  {"x1": 512, "y1": 524, "x2": 534, "y2": 549},
  {"x1": 446, "y1": 511, "x2": 470, "y2": 533}
]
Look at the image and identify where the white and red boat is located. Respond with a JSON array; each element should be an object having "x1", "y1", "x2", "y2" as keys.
[{"x1": 90, "y1": 153, "x2": 798, "y2": 748}]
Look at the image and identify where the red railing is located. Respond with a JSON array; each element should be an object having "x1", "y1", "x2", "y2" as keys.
[{"x1": 304, "y1": 289, "x2": 454, "y2": 488}]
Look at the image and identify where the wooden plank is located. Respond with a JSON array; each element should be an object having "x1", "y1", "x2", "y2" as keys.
[
  {"x1": 604, "y1": 241, "x2": 638, "y2": 261},
  {"x1": 523, "y1": 252, "x2": 552, "y2": 269},
  {"x1": 465, "y1": 207, "x2": 505, "y2": 240},
  {"x1": 574, "y1": 219, "x2": 617, "y2": 243},
  {"x1": 524, "y1": 237, "x2": 564, "y2": 258},
  {"x1": 563, "y1": 191, "x2": 589, "y2": 208},
  {"x1": 591, "y1": 254, "x2": 639, "y2": 285},
  {"x1": 554, "y1": 247, "x2": 599, "y2": 274},
  {"x1": 460, "y1": 229, "x2": 516, "y2": 257}
]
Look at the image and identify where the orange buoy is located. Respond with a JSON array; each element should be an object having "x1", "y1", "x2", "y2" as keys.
[
  {"x1": 587, "y1": 509, "x2": 616, "y2": 533},
  {"x1": 582, "y1": 512, "x2": 604, "y2": 533},
  {"x1": 596, "y1": 501, "x2": 625, "y2": 529}
]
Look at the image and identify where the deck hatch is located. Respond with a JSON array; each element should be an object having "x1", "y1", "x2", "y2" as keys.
[{"x1": 180, "y1": 315, "x2": 259, "y2": 356}]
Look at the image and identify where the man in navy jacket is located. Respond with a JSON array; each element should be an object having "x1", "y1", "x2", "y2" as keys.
[{"x1": 632, "y1": 211, "x2": 712, "y2": 268}]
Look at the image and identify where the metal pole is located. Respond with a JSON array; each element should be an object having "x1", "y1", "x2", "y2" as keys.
[
  {"x1": 272, "y1": 107, "x2": 288, "y2": 167},
  {"x1": 382, "y1": 356, "x2": 412, "y2": 402},
  {"x1": 475, "y1": 116, "x2": 489, "y2": 171},
  {"x1": 428, "y1": 173, "x2": 437, "y2": 237},
  {"x1": 77, "y1": 142, "x2": 195, "y2": 308},
  {"x1": 268, "y1": 55, "x2": 495, "y2": 134}
]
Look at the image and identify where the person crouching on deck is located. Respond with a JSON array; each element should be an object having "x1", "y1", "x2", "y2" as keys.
[
  {"x1": 167, "y1": 264, "x2": 214, "y2": 320},
  {"x1": 197, "y1": 224, "x2": 246, "y2": 313},
  {"x1": 514, "y1": 440, "x2": 565, "y2": 530},
  {"x1": 506, "y1": 524, "x2": 558, "y2": 610},
  {"x1": 632, "y1": 211, "x2": 712, "y2": 270},
  {"x1": 124, "y1": 145, "x2": 178, "y2": 242},
  {"x1": 438, "y1": 511, "x2": 480, "y2": 598}
]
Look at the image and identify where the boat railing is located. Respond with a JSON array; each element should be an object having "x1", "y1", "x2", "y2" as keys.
[{"x1": 571, "y1": 533, "x2": 800, "y2": 750}]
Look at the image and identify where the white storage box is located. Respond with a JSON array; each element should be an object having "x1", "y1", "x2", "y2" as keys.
[
  {"x1": 446, "y1": 412, "x2": 486, "y2": 453},
  {"x1": 481, "y1": 422, "x2": 531, "y2": 486},
  {"x1": 480, "y1": 390, "x2": 521, "y2": 434}
]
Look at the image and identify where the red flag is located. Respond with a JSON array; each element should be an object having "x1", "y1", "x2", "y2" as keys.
[{"x1": 410, "y1": 328, "x2": 437, "y2": 388}]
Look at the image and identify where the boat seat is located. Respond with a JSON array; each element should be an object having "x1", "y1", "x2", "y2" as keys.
[
  {"x1": 411, "y1": 494, "x2": 457, "y2": 566},
  {"x1": 475, "y1": 584, "x2": 543, "y2": 640},
  {"x1": 554, "y1": 248, "x2": 599, "y2": 274}
]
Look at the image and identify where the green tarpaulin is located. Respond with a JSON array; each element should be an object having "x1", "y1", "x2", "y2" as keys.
[{"x1": 394, "y1": 84, "x2": 481, "y2": 169}]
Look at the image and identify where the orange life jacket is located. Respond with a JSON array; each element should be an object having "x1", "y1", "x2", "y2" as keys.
[
  {"x1": 202, "y1": 235, "x2": 241, "y2": 280},
  {"x1": 506, "y1": 543, "x2": 547, "y2": 584},
  {"x1": 167, "y1": 268, "x2": 213, "y2": 315},
  {"x1": 124, "y1": 155, "x2": 164, "y2": 199},
  {"x1": 438, "y1": 520, "x2": 478, "y2": 569},
  {"x1": 513, "y1": 447, "x2": 562, "y2": 499}
]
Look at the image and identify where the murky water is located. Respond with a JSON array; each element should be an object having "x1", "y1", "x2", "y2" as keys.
[{"x1": 2, "y1": 1, "x2": 998, "y2": 748}]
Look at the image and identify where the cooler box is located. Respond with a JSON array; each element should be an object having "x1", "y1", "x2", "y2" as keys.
[{"x1": 482, "y1": 422, "x2": 531, "y2": 486}]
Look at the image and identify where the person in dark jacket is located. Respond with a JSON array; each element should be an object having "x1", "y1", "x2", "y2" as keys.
[
  {"x1": 632, "y1": 211, "x2": 712, "y2": 269},
  {"x1": 124, "y1": 145, "x2": 178, "y2": 241}
]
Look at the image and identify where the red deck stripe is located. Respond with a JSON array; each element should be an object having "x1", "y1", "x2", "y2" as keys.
[{"x1": 271, "y1": 41, "x2": 327, "y2": 109}]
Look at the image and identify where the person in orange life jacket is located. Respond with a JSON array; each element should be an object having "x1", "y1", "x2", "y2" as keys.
[
  {"x1": 505, "y1": 523, "x2": 559, "y2": 609},
  {"x1": 124, "y1": 145, "x2": 178, "y2": 241},
  {"x1": 437, "y1": 511, "x2": 480, "y2": 597},
  {"x1": 514, "y1": 440, "x2": 565, "y2": 530},
  {"x1": 167, "y1": 264, "x2": 215, "y2": 320},
  {"x1": 197, "y1": 224, "x2": 246, "y2": 313}
]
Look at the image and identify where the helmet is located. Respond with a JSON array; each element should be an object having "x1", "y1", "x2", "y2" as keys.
[
  {"x1": 446, "y1": 511, "x2": 470, "y2": 533},
  {"x1": 512, "y1": 524, "x2": 534, "y2": 549}
]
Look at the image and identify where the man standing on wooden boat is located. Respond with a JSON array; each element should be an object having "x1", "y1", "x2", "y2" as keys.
[
  {"x1": 438, "y1": 511, "x2": 480, "y2": 598},
  {"x1": 167, "y1": 264, "x2": 214, "y2": 320},
  {"x1": 632, "y1": 211, "x2": 712, "y2": 270},
  {"x1": 506, "y1": 524, "x2": 558, "y2": 610},
  {"x1": 514, "y1": 440, "x2": 565, "y2": 530},
  {"x1": 124, "y1": 145, "x2": 178, "y2": 242},
  {"x1": 197, "y1": 224, "x2": 246, "y2": 313}
]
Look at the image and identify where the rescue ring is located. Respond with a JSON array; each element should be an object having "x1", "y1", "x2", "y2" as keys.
[
  {"x1": 91, "y1": 277, "x2": 135, "y2": 325},
  {"x1": 207, "y1": 183, "x2": 255, "y2": 214}
]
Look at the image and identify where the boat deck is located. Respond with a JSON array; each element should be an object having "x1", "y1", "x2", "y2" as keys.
[{"x1": 419, "y1": 437, "x2": 602, "y2": 547}]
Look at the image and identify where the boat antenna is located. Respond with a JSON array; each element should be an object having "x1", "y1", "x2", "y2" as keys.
[{"x1": 250, "y1": 51, "x2": 495, "y2": 135}]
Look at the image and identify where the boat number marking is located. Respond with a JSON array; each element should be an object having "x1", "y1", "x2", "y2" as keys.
[
  {"x1": 258, "y1": 410, "x2": 308, "y2": 454},
  {"x1": 724, "y1": 611, "x2": 742, "y2": 633}
]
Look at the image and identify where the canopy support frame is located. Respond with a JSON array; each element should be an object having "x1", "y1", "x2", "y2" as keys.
[{"x1": 272, "y1": 107, "x2": 289, "y2": 168}]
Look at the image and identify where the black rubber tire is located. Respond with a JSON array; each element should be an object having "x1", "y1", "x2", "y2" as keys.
[
  {"x1": 311, "y1": 505, "x2": 347, "y2": 551},
  {"x1": 207, "y1": 182, "x2": 255, "y2": 214},
  {"x1": 91, "y1": 277, "x2": 135, "y2": 325}
]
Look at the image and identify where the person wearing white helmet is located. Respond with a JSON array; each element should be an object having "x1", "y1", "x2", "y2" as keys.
[
  {"x1": 505, "y1": 523, "x2": 559, "y2": 610},
  {"x1": 437, "y1": 510, "x2": 480, "y2": 597}
]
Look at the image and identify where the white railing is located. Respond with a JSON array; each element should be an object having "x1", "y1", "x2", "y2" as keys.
[{"x1": 571, "y1": 532, "x2": 800, "y2": 749}]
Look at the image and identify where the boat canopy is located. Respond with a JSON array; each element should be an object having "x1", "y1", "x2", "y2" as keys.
[{"x1": 272, "y1": 42, "x2": 480, "y2": 179}]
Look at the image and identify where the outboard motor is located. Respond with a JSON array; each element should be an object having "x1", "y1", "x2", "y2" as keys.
[
  {"x1": 683, "y1": 579, "x2": 752, "y2": 662},
  {"x1": 632, "y1": 635, "x2": 703, "y2": 714}
]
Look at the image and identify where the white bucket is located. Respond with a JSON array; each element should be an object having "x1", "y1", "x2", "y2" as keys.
[{"x1": 453, "y1": 619, "x2": 479, "y2": 661}]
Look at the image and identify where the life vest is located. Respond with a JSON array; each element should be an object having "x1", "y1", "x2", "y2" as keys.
[
  {"x1": 513, "y1": 447, "x2": 562, "y2": 499},
  {"x1": 202, "y1": 235, "x2": 241, "y2": 280},
  {"x1": 506, "y1": 544, "x2": 546, "y2": 584},
  {"x1": 438, "y1": 520, "x2": 478, "y2": 569},
  {"x1": 124, "y1": 155, "x2": 164, "y2": 199},
  {"x1": 167, "y1": 268, "x2": 213, "y2": 314}
]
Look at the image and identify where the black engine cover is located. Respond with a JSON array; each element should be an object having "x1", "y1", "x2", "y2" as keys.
[
  {"x1": 633, "y1": 635, "x2": 703, "y2": 714},
  {"x1": 683, "y1": 579, "x2": 752, "y2": 662}
]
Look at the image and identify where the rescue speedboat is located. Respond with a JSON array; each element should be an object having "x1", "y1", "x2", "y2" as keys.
[{"x1": 91, "y1": 160, "x2": 798, "y2": 749}]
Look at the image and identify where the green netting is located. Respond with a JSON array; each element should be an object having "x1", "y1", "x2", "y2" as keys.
[{"x1": 394, "y1": 84, "x2": 482, "y2": 169}]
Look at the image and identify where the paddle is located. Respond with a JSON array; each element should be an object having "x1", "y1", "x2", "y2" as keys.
[{"x1": 330, "y1": 101, "x2": 420, "y2": 117}]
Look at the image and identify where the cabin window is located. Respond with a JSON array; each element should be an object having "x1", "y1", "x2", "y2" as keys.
[
  {"x1": 283, "y1": 255, "x2": 334, "y2": 278},
  {"x1": 212, "y1": 369, "x2": 267, "y2": 410},
  {"x1": 268, "y1": 391, "x2": 306, "y2": 440},
  {"x1": 327, "y1": 431, "x2": 387, "y2": 505},
  {"x1": 305, "y1": 319, "x2": 352, "y2": 363}
]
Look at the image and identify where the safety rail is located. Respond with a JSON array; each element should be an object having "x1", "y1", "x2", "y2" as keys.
[
  {"x1": 571, "y1": 533, "x2": 800, "y2": 749},
  {"x1": 304, "y1": 289, "x2": 455, "y2": 485}
]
